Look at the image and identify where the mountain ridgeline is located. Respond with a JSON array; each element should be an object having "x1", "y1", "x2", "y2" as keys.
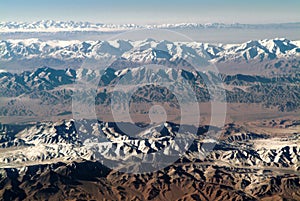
[
  {"x1": 0, "y1": 66, "x2": 299, "y2": 117},
  {"x1": 0, "y1": 38, "x2": 299, "y2": 118},
  {"x1": 0, "y1": 38, "x2": 299, "y2": 74}
]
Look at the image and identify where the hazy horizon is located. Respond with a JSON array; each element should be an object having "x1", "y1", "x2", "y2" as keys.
[{"x1": 1, "y1": 20, "x2": 300, "y2": 25}]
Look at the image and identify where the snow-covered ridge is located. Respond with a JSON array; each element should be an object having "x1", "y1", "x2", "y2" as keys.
[
  {"x1": 1, "y1": 20, "x2": 300, "y2": 33},
  {"x1": 0, "y1": 38, "x2": 299, "y2": 64},
  {"x1": 0, "y1": 120, "x2": 299, "y2": 171}
]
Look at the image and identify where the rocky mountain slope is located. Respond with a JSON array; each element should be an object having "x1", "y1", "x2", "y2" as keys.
[
  {"x1": 0, "y1": 66, "x2": 299, "y2": 115},
  {"x1": 0, "y1": 120, "x2": 299, "y2": 200}
]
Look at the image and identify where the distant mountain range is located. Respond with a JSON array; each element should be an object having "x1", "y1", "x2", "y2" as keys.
[
  {"x1": 1, "y1": 20, "x2": 300, "y2": 33},
  {"x1": 0, "y1": 38, "x2": 299, "y2": 74}
]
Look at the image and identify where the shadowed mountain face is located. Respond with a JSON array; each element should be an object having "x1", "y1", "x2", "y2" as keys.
[
  {"x1": 0, "y1": 66, "x2": 299, "y2": 120},
  {"x1": 1, "y1": 160, "x2": 299, "y2": 201}
]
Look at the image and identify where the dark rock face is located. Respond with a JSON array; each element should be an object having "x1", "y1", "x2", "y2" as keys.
[{"x1": 0, "y1": 160, "x2": 299, "y2": 201}]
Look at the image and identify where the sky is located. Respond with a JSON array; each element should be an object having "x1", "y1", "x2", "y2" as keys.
[{"x1": 1, "y1": 0, "x2": 300, "y2": 24}]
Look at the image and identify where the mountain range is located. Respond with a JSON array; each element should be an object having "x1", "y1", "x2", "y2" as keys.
[
  {"x1": 0, "y1": 119, "x2": 299, "y2": 200},
  {"x1": 0, "y1": 65, "x2": 299, "y2": 119},
  {"x1": 1, "y1": 20, "x2": 300, "y2": 33},
  {"x1": 1, "y1": 38, "x2": 299, "y2": 75},
  {"x1": 0, "y1": 35, "x2": 299, "y2": 200}
]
